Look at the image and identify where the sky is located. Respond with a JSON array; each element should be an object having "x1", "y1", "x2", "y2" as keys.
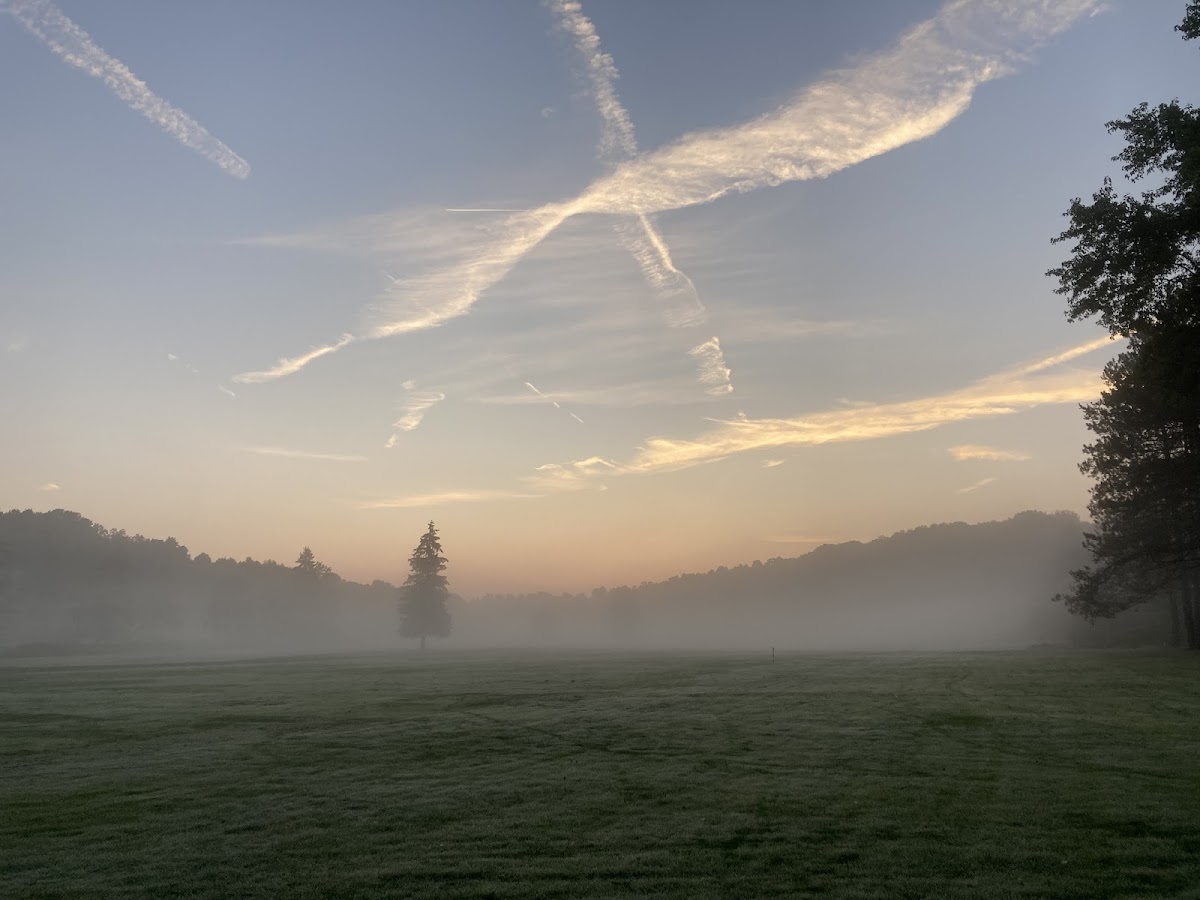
[{"x1": 1, "y1": 0, "x2": 1195, "y2": 596}]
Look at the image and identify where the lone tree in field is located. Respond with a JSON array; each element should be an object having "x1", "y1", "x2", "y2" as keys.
[
  {"x1": 398, "y1": 522, "x2": 452, "y2": 649},
  {"x1": 1048, "y1": 2, "x2": 1200, "y2": 646}
]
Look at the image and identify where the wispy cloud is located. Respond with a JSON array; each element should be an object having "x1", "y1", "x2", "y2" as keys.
[
  {"x1": 766, "y1": 534, "x2": 842, "y2": 545},
  {"x1": 478, "y1": 378, "x2": 722, "y2": 408},
  {"x1": 533, "y1": 337, "x2": 1114, "y2": 485},
  {"x1": 37, "y1": 482, "x2": 60, "y2": 492},
  {"x1": 948, "y1": 444, "x2": 1030, "y2": 462},
  {"x1": 167, "y1": 352, "x2": 200, "y2": 376},
  {"x1": 217, "y1": 385, "x2": 237, "y2": 399},
  {"x1": 4, "y1": 0, "x2": 250, "y2": 178},
  {"x1": 957, "y1": 477, "x2": 998, "y2": 494},
  {"x1": 242, "y1": 0, "x2": 1101, "y2": 380},
  {"x1": 371, "y1": 204, "x2": 576, "y2": 339},
  {"x1": 385, "y1": 386, "x2": 445, "y2": 447},
  {"x1": 714, "y1": 314, "x2": 892, "y2": 344},
  {"x1": 4, "y1": 336, "x2": 27, "y2": 353},
  {"x1": 688, "y1": 337, "x2": 733, "y2": 396},
  {"x1": 525, "y1": 456, "x2": 621, "y2": 492},
  {"x1": 242, "y1": 446, "x2": 367, "y2": 463},
  {"x1": 233, "y1": 334, "x2": 355, "y2": 384},
  {"x1": 361, "y1": 489, "x2": 540, "y2": 509},
  {"x1": 762, "y1": 459, "x2": 786, "y2": 468}
]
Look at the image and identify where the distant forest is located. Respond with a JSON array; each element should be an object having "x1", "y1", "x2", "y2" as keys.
[{"x1": 0, "y1": 508, "x2": 1171, "y2": 654}]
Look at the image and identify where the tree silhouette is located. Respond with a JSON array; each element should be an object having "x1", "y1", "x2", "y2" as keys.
[
  {"x1": 398, "y1": 522, "x2": 452, "y2": 649},
  {"x1": 1048, "y1": 3, "x2": 1200, "y2": 644},
  {"x1": 0, "y1": 508, "x2": 403, "y2": 650},
  {"x1": 1058, "y1": 339, "x2": 1200, "y2": 644},
  {"x1": 1180, "y1": 2, "x2": 1199, "y2": 41},
  {"x1": 294, "y1": 546, "x2": 332, "y2": 578}
]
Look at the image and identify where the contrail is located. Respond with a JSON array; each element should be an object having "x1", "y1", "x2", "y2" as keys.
[
  {"x1": 375, "y1": 0, "x2": 1103, "y2": 336},
  {"x1": 233, "y1": 334, "x2": 355, "y2": 384},
  {"x1": 547, "y1": 0, "x2": 706, "y2": 327},
  {"x1": 243, "y1": 0, "x2": 1102, "y2": 381},
  {"x1": 1001, "y1": 334, "x2": 1114, "y2": 378},
  {"x1": 524, "y1": 380, "x2": 586, "y2": 424},
  {"x1": 3, "y1": 0, "x2": 250, "y2": 179},
  {"x1": 444, "y1": 208, "x2": 526, "y2": 213},
  {"x1": 688, "y1": 337, "x2": 734, "y2": 396},
  {"x1": 243, "y1": 446, "x2": 367, "y2": 463},
  {"x1": 957, "y1": 477, "x2": 998, "y2": 494}
]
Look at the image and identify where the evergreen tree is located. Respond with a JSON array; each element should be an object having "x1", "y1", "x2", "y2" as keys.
[
  {"x1": 1048, "y1": 2, "x2": 1200, "y2": 644},
  {"x1": 398, "y1": 522, "x2": 452, "y2": 649},
  {"x1": 294, "y1": 546, "x2": 332, "y2": 578}
]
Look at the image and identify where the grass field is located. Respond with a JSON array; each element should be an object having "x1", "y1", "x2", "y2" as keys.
[{"x1": 3, "y1": 649, "x2": 1200, "y2": 899}]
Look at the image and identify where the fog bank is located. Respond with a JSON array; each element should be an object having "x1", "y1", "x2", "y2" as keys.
[{"x1": 0, "y1": 509, "x2": 1171, "y2": 659}]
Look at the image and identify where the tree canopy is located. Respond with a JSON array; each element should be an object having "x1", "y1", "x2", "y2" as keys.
[
  {"x1": 398, "y1": 522, "x2": 452, "y2": 648},
  {"x1": 1180, "y1": 2, "x2": 1200, "y2": 41},
  {"x1": 0, "y1": 508, "x2": 399, "y2": 650},
  {"x1": 1049, "y1": 3, "x2": 1200, "y2": 646},
  {"x1": 295, "y1": 546, "x2": 333, "y2": 579}
]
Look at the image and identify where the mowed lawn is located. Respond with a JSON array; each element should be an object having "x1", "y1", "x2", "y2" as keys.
[{"x1": 2, "y1": 650, "x2": 1199, "y2": 899}]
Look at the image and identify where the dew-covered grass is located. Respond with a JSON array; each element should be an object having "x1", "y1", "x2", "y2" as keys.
[{"x1": 3, "y1": 649, "x2": 1199, "y2": 898}]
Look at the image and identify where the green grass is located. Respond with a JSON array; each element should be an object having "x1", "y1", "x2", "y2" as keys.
[{"x1": 3, "y1": 650, "x2": 1200, "y2": 898}]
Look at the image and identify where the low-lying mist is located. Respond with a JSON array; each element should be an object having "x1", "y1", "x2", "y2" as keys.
[{"x1": 0, "y1": 508, "x2": 1170, "y2": 659}]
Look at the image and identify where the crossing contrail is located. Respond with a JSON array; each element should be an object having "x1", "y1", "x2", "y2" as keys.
[
  {"x1": 237, "y1": 0, "x2": 1102, "y2": 382},
  {"x1": 547, "y1": 0, "x2": 706, "y2": 327}
]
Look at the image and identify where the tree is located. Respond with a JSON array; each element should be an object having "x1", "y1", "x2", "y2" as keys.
[
  {"x1": 1058, "y1": 336, "x2": 1200, "y2": 644},
  {"x1": 1048, "y1": 2, "x2": 1200, "y2": 645},
  {"x1": 398, "y1": 522, "x2": 451, "y2": 649},
  {"x1": 294, "y1": 546, "x2": 333, "y2": 578},
  {"x1": 1181, "y1": 3, "x2": 1200, "y2": 40}
]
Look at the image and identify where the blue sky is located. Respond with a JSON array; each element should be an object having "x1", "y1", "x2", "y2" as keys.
[{"x1": 1, "y1": 0, "x2": 1195, "y2": 594}]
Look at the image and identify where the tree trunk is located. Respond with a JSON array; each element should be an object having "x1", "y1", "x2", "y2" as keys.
[
  {"x1": 1169, "y1": 591, "x2": 1182, "y2": 647},
  {"x1": 1182, "y1": 576, "x2": 1199, "y2": 650},
  {"x1": 1188, "y1": 577, "x2": 1200, "y2": 651}
]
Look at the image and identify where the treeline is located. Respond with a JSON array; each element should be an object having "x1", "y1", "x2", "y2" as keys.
[
  {"x1": 0, "y1": 507, "x2": 1176, "y2": 654},
  {"x1": 0, "y1": 509, "x2": 399, "y2": 652},
  {"x1": 467, "y1": 511, "x2": 1172, "y2": 649}
]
